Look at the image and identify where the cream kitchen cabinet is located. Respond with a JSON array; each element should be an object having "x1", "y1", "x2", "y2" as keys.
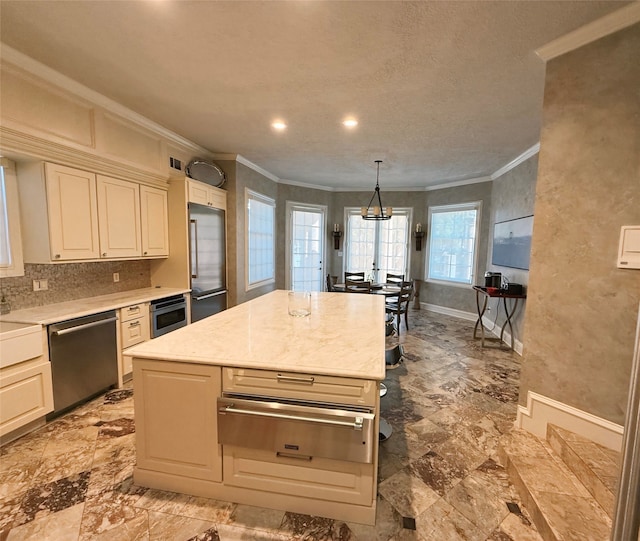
[
  {"x1": 97, "y1": 175, "x2": 142, "y2": 258},
  {"x1": 18, "y1": 162, "x2": 168, "y2": 262},
  {"x1": 134, "y1": 359, "x2": 223, "y2": 483},
  {"x1": 187, "y1": 179, "x2": 226, "y2": 210},
  {"x1": 140, "y1": 185, "x2": 169, "y2": 257},
  {"x1": 19, "y1": 162, "x2": 101, "y2": 261},
  {"x1": 120, "y1": 302, "x2": 150, "y2": 382},
  {"x1": 0, "y1": 324, "x2": 53, "y2": 442}
]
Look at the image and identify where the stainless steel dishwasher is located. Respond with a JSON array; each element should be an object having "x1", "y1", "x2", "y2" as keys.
[{"x1": 48, "y1": 310, "x2": 118, "y2": 417}]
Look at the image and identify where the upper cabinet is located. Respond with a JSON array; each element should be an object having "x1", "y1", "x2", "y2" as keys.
[
  {"x1": 140, "y1": 185, "x2": 169, "y2": 257},
  {"x1": 188, "y1": 179, "x2": 226, "y2": 211},
  {"x1": 97, "y1": 175, "x2": 142, "y2": 259},
  {"x1": 18, "y1": 162, "x2": 168, "y2": 263},
  {"x1": 39, "y1": 163, "x2": 101, "y2": 261}
]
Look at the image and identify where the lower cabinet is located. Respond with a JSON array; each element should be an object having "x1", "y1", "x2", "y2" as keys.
[
  {"x1": 120, "y1": 302, "x2": 150, "y2": 381},
  {"x1": 0, "y1": 357, "x2": 53, "y2": 438},
  {"x1": 223, "y1": 445, "x2": 374, "y2": 505},
  {"x1": 133, "y1": 359, "x2": 222, "y2": 482}
]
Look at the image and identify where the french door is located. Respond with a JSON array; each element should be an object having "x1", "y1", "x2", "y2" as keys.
[
  {"x1": 285, "y1": 202, "x2": 326, "y2": 292},
  {"x1": 344, "y1": 208, "x2": 411, "y2": 282}
]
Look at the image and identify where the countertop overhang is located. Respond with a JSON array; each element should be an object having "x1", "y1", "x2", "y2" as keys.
[
  {"x1": 128, "y1": 290, "x2": 386, "y2": 381},
  {"x1": 0, "y1": 287, "x2": 190, "y2": 325}
]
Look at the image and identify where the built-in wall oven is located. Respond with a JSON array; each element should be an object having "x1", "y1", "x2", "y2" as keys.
[
  {"x1": 217, "y1": 393, "x2": 376, "y2": 463},
  {"x1": 150, "y1": 295, "x2": 187, "y2": 338}
]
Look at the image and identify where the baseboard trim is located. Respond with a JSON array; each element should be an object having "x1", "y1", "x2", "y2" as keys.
[
  {"x1": 422, "y1": 302, "x2": 476, "y2": 322},
  {"x1": 517, "y1": 391, "x2": 624, "y2": 452}
]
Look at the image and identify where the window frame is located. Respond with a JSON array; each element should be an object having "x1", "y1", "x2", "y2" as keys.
[
  {"x1": 0, "y1": 158, "x2": 24, "y2": 278},
  {"x1": 425, "y1": 201, "x2": 482, "y2": 288},
  {"x1": 245, "y1": 188, "x2": 276, "y2": 291}
]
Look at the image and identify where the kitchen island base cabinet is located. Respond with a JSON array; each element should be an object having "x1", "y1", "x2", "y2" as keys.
[
  {"x1": 133, "y1": 358, "x2": 378, "y2": 526},
  {"x1": 133, "y1": 359, "x2": 222, "y2": 482}
]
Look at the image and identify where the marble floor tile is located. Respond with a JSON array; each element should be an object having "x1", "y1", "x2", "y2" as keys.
[
  {"x1": 147, "y1": 510, "x2": 216, "y2": 541},
  {"x1": 378, "y1": 469, "x2": 440, "y2": 518},
  {"x1": 414, "y1": 499, "x2": 486, "y2": 541},
  {"x1": 0, "y1": 308, "x2": 555, "y2": 541},
  {"x1": 6, "y1": 501, "x2": 84, "y2": 541}
]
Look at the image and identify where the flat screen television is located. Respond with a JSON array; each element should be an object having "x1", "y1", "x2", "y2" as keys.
[{"x1": 491, "y1": 215, "x2": 534, "y2": 270}]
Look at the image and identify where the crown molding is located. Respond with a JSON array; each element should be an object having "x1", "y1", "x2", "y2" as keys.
[
  {"x1": 424, "y1": 175, "x2": 493, "y2": 192},
  {"x1": 491, "y1": 143, "x2": 540, "y2": 180},
  {"x1": 0, "y1": 43, "x2": 213, "y2": 156},
  {"x1": 536, "y1": 3, "x2": 640, "y2": 61},
  {"x1": 278, "y1": 178, "x2": 334, "y2": 191},
  {"x1": 212, "y1": 153, "x2": 281, "y2": 183}
]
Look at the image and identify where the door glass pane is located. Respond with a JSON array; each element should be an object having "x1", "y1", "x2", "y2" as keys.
[
  {"x1": 346, "y1": 213, "x2": 376, "y2": 276},
  {"x1": 345, "y1": 209, "x2": 410, "y2": 282},
  {"x1": 291, "y1": 207, "x2": 324, "y2": 292},
  {"x1": 379, "y1": 213, "x2": 409, "y2": 281}
]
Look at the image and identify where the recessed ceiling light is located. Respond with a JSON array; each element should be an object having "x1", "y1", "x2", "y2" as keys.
[
  {"x1": 343, "y1": 118, "x2": 358, "y2": 128},
  {"x1": 272, "y1": 121, "x2": 287, "y2": 131}
]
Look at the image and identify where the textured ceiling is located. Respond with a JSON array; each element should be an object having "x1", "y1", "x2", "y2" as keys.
[{"x1": 0, "y1": 1, "x2": 628, "y2": 190}]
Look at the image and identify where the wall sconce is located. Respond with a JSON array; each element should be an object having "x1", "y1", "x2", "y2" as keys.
[
  {"x1": 413, "y1": 223, "x2": 425, "y2": 251},
  {"x1": 332, "y1": 224, "x2": 343, "y2": 250}
]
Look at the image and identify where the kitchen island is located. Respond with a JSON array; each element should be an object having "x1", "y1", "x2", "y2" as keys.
[{"x1": 129, "y1": 290, "x2": 385, "y2": 525}]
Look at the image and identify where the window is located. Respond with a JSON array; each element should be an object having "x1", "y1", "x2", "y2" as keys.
[
  {"x1": 246, "y1": 189, "x2": 275, "y2": 289},
  {"x1": 427, "y1": 202, "x2": 481, "y2": 285},
  {"x1": 344, "y1": 207, "x2": 411, "y2": 282},
  {"x1": 0, "y1": 159, "x2": 24, "y2": 278}
]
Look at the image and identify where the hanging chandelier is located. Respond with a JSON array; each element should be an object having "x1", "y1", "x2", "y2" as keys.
[{"x1": 361, "y1": 160, "x2": 392, "y2": 221}]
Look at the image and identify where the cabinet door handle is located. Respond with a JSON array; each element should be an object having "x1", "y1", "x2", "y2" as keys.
[
  {"x1": 102, "y1": 252, "x2": 107, "y2": 257},
  {"x1": 276, "y1": 374, "x2": 315, "y2": 385},
  {"x1": 143, "y1": 251, "x2": 148, "y2": 255},
  {"x1": 55, "y1": 254, "x2": 61, "y2": 259}
]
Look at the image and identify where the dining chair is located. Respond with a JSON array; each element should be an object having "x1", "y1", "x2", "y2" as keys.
[
  {"x1": 385, "y1": 272, "x2": 404, "y2": 285},
  {"x1": 345, "y1": 279, "x2": 371, "y2": 293},
  {"x1": 385, "y1": 282, "x2": 413, "y2": 331},
  {"x1": 344, "y1": 271, "x2": 366, "y2": 282}
]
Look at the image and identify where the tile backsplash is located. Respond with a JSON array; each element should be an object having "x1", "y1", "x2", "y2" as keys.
[{"x1": 0, "y1": 261, "x2": 151, "y2": 312}]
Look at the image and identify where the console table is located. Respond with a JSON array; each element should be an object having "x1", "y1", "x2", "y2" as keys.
[{"x1": 472, "y1": 286, "x2": 526, "y2": 351}]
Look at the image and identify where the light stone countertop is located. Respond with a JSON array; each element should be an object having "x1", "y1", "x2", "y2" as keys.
[
  {"x1": 0, "y1": 287, "x2": 190, "y2": 325},
  {"x1": 128, "y1": 290, "x2": 386, "y2": 381}
]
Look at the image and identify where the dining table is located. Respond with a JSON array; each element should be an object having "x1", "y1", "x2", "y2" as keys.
[{"x1": 333, "y1": 283, "x2": 401, "y2": 297}]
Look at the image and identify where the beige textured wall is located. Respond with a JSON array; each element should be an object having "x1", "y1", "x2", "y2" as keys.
[
  {"x1": 519, "y1": 24, "x2": 640, "y2": 424},
  {"x1": 487, "y1": 155, "x2": 538, "y2": 339}
]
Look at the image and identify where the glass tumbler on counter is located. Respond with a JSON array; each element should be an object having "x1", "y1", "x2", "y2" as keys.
[{"x1": 288, "y1": 291, "x2": 311, "y2": 317}]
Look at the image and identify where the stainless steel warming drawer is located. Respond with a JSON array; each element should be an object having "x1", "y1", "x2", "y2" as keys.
[{"x1": 217, "y1": 393, "x2": 376, "y2": 464}]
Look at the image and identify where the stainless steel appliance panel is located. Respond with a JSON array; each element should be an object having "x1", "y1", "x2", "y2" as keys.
[
  {"x1": 217, "y1": 395, "x2": 375, "y2": 464},
  {"x1": 48, "y1": 310, "x2": 118, "y2": 416},
  {"x1": 191, "y1": 289, "x2": 227, "y2": 323},
  {"x1": 150, "y1": 295, "x2": 187, "y2": 338},
  {"x1": 189, "y1": 203, "x2": 226, "y2": 294}
]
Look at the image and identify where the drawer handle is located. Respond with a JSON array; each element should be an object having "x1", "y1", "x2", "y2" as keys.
[
  {"x1": 276, "y1": 452, "x2": 312, "y2": 461},
  {"x1": 221, "y1": 405, "x2": 364, "y2": 430},
  {"x1": 128, "y1": 307, "x2": 140, "y2": 313},
  {"x1": 276, "y1": 374, "x2": 315, "y2": 385},
  {"x1": 129, "y1": 321, "x2": 140, "y2": 328}
]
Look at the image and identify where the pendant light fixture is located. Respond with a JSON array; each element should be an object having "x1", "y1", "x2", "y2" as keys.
[{"x1": 361, "y1": 160, "x2": 392, "y2": 221}]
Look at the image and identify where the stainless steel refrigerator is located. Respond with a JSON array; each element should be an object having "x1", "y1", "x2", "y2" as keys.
[{"x1": 189, "y1": 202, "x2": 227, "y2": 322}]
